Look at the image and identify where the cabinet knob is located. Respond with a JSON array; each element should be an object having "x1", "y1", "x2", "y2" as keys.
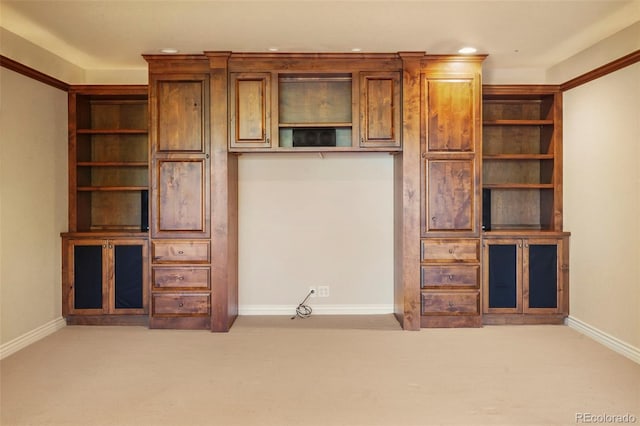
[
  {"x1": 178, "y1": 250, "x2": 184, "y2": 255},
  {"x1": 448, "y1": 249, "x2": 454, "y2": 254},
  {"x1": 266, "y1": 137, "x2": 270, "y2": 144},
  {"x1": 179, "y1": 302, "x2": 184, "y2": 307},
  {"x1": 448, "y1": 275, "x2": 454, "y2": 281}
]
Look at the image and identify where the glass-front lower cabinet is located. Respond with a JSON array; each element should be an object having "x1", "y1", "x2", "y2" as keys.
[
  {"x1": 482, "y1": 236, "x2": 569, "y2": 323},
  {"x1": 62, "y1": 236, "x2": 148, "y2": 323}
]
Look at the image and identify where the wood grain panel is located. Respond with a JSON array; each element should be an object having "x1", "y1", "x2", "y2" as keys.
[
  {"x1": 360, "y1": 72, "x2": 400, "y2": 147},
  {"x1": 426, "y1": 79, "x2": 473, "y2": 152},
  {"x1": 157, "y1": 160, "x2": 205, "y2": 232},
  {"x1": 421, "y1": 265, "x2": 479, "y2": 289},
  {"x1": 420, "y1": 239, "x2": 480, "y2": 262},
  {"x1": 153, "y1": 267, "x2": 210, "y2": 289},
  {"x1": 151, "y1": 240, "x2": 210, "y2": 263},
  {"x1": 152, "y1": 293, "x2": 210, "y2": 316},
  {"x1": 230, "y1": 73, "x2": 271, "y2": 148},
  {"x1": 157, "y1": 80, "x2": 205, "y2": 152},
  {"x1": 425, "y1": 159, "x2": 474, "y2": 232},
  {"x1": 421, "y1": 292, "x2": 480, "y2": 315}
]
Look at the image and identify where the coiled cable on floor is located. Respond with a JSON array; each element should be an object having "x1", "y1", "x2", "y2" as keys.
[{"x1": 291, "y1": 289, "x2": 314, "y2": 319}]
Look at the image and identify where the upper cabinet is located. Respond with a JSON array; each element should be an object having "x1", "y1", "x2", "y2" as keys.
[
  {"x1": 359, "y1": 72, "x2": 401, "y2": 148},
  {"x1": 230, "y1": 72, "x2": 272, "y2": 149},
  {"x1": 227, "y1": 54, "x2": 402, "y2": 152},
  {"x1": 154, "y1": 77, "x2": 208, "y2": 154},
  {"x1": 148, "y1": 67, "x2": 211, "y2": 239},
  {"x1": 420, "y1": 59, "x2": 483, "y2": 237},
  {"x1": 423, "y1": 78, "x2": 475, "y2": 153}
]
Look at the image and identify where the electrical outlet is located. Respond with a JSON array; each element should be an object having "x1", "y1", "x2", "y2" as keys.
[
  {"x1": 308, "y1": 286, "x2": 317, "y2": 297},
  {"x1": 317, "y1": 285, "x2": 330, "y2": 298}
]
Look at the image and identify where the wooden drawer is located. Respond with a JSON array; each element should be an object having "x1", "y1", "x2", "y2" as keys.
[
  {"x1": 421, "y1": 292, "x2": 480, "y2": 315},
  {"x1": 152, "y1": 241, "x2": 210, "y2": 263},
  {"x1": 152, "y1": 267, "x2": 210, "y2": 290},
  {"x1": 421, "y1": 239, "x2": 480, "y2": 263},
  {"x1": 421, "y1": 265, "x2": 479, "y2": 289},
  {"x1": 152, "y1": 293, "x2": 210, "y2": 316}
]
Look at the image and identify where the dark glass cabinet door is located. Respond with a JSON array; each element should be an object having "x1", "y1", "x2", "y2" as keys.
[
  {"x1": 114, "y1": 245, "x2": 144, "y2": 310},
  {"x1": 73, "y1": 244, "x2": 105, "y2": 311},
  {"x1": 525, "y1": 242, "x2": 559, "y2": 312},
  {"x1": 487, "y1": 243, "x2": 519, "y2": 311},
  {"x1": 485, "y1": 240, "x2": 522, "y2": 313}
]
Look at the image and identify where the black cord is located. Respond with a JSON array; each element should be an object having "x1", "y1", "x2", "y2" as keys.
[{"x1": 291, "y1": 289, "x2": 314, "y2": 319}]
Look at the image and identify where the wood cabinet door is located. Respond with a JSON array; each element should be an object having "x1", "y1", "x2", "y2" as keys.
[
  {"x1": 155, "y1": 78, "x2": 208, "y2": 153},
  {"x1": 359, "y1": 72, "x2": 400, "y2": 148},
  {"x1": 153, "y1": 158, "x2": 209, "y2": 237},
  {"x1": 230, "y1": 73, "x2": 271, "y2": 148},
  {"x1": 423, "y1": 158, "x2": 475, "y2": 233},
  {"x1": 423, "y1": 78, "x2": 475, "y2": 153}
]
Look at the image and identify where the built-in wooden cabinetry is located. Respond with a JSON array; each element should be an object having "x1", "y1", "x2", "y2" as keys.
[
  {"x1": 482, "y1": 235, "x2": 569, "y2": 324},
  {"x1": 228, "y1": 54, "x2": 401, "y2": 152},
  {"x1": 62, "y1": 86, "x2": 149, "y2": 325},
  {"x1": 417, "y1": 57, "x2": 484, "y2": 327},
  {"x1": 146, "y1": 57, "x2": 213, "y2": 329},
  {"x1": 481, "y1": 86, "x2": 569, "y2": 324},
  {"x1": 62, "y1": 56, "x2": 569, "y2": 331},
  {"x1": 62, "y1": 236, "x2": 148, "y2": 322}
]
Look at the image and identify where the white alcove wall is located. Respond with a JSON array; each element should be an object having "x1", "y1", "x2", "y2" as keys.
[{"x1": 237, "y1": 153, "x2": 395, "y2": 315}]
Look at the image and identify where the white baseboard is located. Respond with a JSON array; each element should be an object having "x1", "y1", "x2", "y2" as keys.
[
  {"x1": 0, "y1": 317, "x2": 66, "y2": 360},
  {"x1": 239, "y1": 304, "x2": 394, "y2": 316},
  {"x1": 566, "y1": 316, "x2": 640, "y2": 364}
]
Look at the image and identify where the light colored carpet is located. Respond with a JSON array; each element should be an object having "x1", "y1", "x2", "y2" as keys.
[{"x1": 1, "y1": 315, "x2": 638, "y2": 426}]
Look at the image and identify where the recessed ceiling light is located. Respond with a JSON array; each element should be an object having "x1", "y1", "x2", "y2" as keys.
[
  {"x1": 268, "y1": 47, "x2": 279, "y2": 52},
  {"x1": 351, "y1": 48, "x2": 362, "y2": 52},
  {"x1": 458, "y1": 47, "x2": 477, "y2": 54},
  {"x1": 160, "y1": 48, "x2": 179, "y2": 54}
]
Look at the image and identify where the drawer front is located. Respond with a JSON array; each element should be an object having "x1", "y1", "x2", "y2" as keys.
[
  {"x1": 152, "y1": 267, "x2": 210, "y2": 290},
  {"x1": 421, "y1": 292, "x2": 480, "y2": 315},
  {"x1": 152, "y1": 293, "x2": 210, "y2": 316},
  {"x1": 421, "y1": 265, "x2": 479, "y2": 289},
  {"x1": 152, "y1": 241, "x2": 210, "y2": 263},
  {"x1": 421, "y1": 239, "x2": 480, "y2": 262}
]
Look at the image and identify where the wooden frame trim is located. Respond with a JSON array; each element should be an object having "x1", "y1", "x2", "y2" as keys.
[
  {"x1": 0, "y1": 55, "x2": 69, "y2": 91},
  {"x1": 560, "y1": 50, "x2": 640, "y2": 91}
]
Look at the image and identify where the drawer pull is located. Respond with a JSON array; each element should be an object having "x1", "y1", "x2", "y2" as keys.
[
  {"x1": 448, "y1": 275, "x2": 454, "y2": 281},
  {"x1": 448, "y1": 249, "x2": 454, "y2": 254},
  {"x1": 172, "y1": 275, "x2": 184, "y2": 281}
]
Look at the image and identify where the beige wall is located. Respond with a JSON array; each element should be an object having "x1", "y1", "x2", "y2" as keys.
[
  {"x1": 547, "y1": 22, "x2": 640, "y2": 84},
  {"x1": 0, "y1": 68, "x2": 68, "y2": 344},
  {"x1": 563, "y1": 62, "x2": 640, "y2": 348},
  {"x1": 237, "y1": 153, "x2": 394, "y2": 313}
]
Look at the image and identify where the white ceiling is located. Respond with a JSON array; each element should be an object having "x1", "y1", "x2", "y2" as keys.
[{"x1": 2, "y1": 0, "x2": 639, "y2": 74}]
